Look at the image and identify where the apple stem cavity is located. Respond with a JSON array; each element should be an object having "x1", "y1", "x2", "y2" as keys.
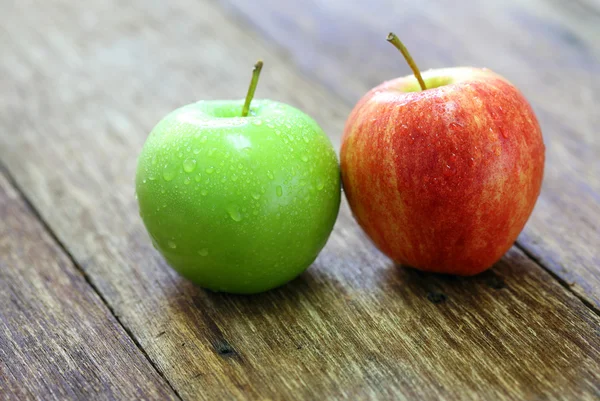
[
  {"x1": 242, "y1": 60, "x2": 264, "y2": 117},
  {"x1": 386, "y1": 33, "x2": 427, "y2": 91}
]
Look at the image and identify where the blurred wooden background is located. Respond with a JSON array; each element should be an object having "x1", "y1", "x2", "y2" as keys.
[{"x1": 0, "y1": 0, "x2": 599, "y2": 399}]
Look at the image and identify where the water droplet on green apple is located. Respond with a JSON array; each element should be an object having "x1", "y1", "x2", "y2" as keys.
[
  {"x1": 275, "y1": 129, "x2": 281, "y2": 136},
  {"x1": 267, "y1": 171, "x2": 274, "y2": 180},
  {"x1": 198, "y1": 248, "x2": 209, "y2": 256},
  {"x1": 184, "y1": 176, "x2": 191, "y2": 185},
  {"x1": 316, "y1": 177, "x2": 325, "y2": 190},
  {"x1": 205, "y1": 167, "x2": 214, "y2": 174},
  {"x1": 301, "y1": 155, "x2": 308, "y2": 162},
  {"x1": 195, "y1": 173, "x2": 202, "y2": 182},
  {"x1": 162, "y1": 164, "x2": 177, "y2": 181},
  {"x1": 183, "y1": 158, "x2": 197, "y2": 173},
  {"x1": 267, "y1": 123, "x2": 275, "y2": 128},
  {"x1": 232, "y1": 174, "x2": 238, "y2": 182},
  {"x1": 168, "y1": 240, "x2": 177, "y2": 249},
  {"x1": 201, "y1": 189, "x2": 208, "y2": 196},
  {"x1": 152, "y1": 155, "x2": 158, "y2": 165},
  {"x1": 142, "y1": 179, "x2": 147, "y2": 184},
  {"x1": 193, "y1": 148, "x2": 200, "y2": 154},
  {"x1": 276, "y1": 186, "x2": 283, "y2": 197},
  {"x1": 252, "y1": 193, "x2": 261, "y2": 200},
  {"x1": 253, "y1": 119, "x2": 263, "y2": 126},
  {"x1": 200, "y1": 136, "x2": 208, "y2": 143},
  {"x1": 227, "y1": 204, "x2": 242, "y2": 222},
  {"x1": 303, "y1": 136, "x2": 309, "y2": 143}
]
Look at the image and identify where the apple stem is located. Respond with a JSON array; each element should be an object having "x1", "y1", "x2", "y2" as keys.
[
  {"x1": 242, "y1": 60, "x2": 264, "y2": 117},
  {"x1": 386, "y1": 33, "x2": 427, "y2": 91}
]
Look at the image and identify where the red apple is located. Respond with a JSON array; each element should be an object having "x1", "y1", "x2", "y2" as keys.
[{"x1": 340, "y1": 34, "x2": 545, "y2": 275}]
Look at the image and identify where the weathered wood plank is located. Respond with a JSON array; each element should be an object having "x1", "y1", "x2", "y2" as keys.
[
  {"x1": 0, "y1": 170, "x2": 178, "y2": 400},
  {"x1": 213, "y1": 0, "x2": 600, "y2": 308},
  {"x1": 1, "y1": 0, "x2": 600, "y2": 400}
]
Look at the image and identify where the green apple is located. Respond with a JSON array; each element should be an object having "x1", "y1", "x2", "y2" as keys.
[{"x1": 135, "y1": 61, "x2": 340, "y2": 294}]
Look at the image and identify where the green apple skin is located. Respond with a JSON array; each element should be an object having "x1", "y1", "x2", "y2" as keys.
[{"x1": 136, "y1": 99, "x2": 340, "y2": 294}]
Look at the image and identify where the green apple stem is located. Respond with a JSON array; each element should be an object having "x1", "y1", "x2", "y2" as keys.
[
  {"x1": 386, "y1": 33, "x2": 427, "y2": 91},
  {"x1": 242, "y1": 60, "x2": 264, "y2": 117}
]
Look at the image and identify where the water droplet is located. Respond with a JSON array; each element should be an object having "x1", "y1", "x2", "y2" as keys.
[
  {"x1": 198, "y1": 248, "x2": 209, "y2": 256},
  {"x1": 178, "y1": 152, "x2": 183, "y2": 158},
  {"x1": 208, "y1": 148, "x2": 217, "y2": 157},
  {"x1": 253, "y1": 119, "x2": 263, "y2": 126},
  {"x1": 152, "y1": 155, "x2": 158, "y2": 165},
  {"x1": 267, "y1": 123, "x2": 275, "y2": 128},
  {"x1": 200, "y1": 136, "x2": 208, "y2": 143},
  {"x1": 201, "y1": 189, "x2": 208, "y2": 196},
  {"x1": 275, "y1": 129, "x2": 281, "y2": 136},
  {"x1": 316, "y1": 177, "x2": 325, "y2": 190},
  {"x1": 195, "y1": 173, "x2": 202, "y2": 182},
  {"x1": 148, "y1": 172, "x2": 157, "y2": 181},
  {"x1": 227, "y1": 204, "x2": 242, "y2": 221},
  {"x1": 184, "y1": 176, "x2": 191, "y2": 185},
  {"x1": 232, "y1": 174, "x2": 238, "y2": 181},
  {"x1": 252, "y1": 193, "x2": 261, "y2": 200},
  {"x1": 443, "y1": 164, "x2": 455, "y2": 177},
  {"x1": 168, "y1": 240, "x2": 177, "y2": 249},
  {"x1": 303, "y1": 136, "x2": 309, "y2": 143},
  {"x1": 276, "y1": 186, "x2": 283, "y2": 197},
  {"x1": 205, "y1": 167, "x2": 214, "y2": 174},
  {"x1": 183, "y1": 158, "x2": 197, "y2": 172},
  {"x1": 267, "y1": 171, "x2": 274, "y2": 180},
  {"x1": 193, "y1": 148, "x2": 200, "y2": 154},
  {"x1": 142, "y1": 179, "x2": 147, "y2": 184},
  {"x1": 162, "y1": 164, "x2": 177, "y2": 181},
  {"x1": 301, "y1": 155, "x2": 308, "y2": 162}
]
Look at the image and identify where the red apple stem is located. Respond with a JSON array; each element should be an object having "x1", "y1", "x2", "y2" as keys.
[
  {"x1": 242, "y1": 60, "x2": 264, "y2": 117},
  {"x1": 386, "y1": 33, "x2": 427, "y2": 91}
]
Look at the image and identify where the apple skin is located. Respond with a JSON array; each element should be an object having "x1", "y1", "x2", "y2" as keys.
[
  {"x1": 341, "y1": 67, "x2": 544, "y2": 275},
  {"x1": 136, "y1": 99, "x2": 340, "y2": 293}
]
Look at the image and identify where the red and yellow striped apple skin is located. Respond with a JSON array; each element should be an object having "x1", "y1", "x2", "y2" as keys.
[{"x1": 341, "y1": 68, "x2": 545, "y2": 275}]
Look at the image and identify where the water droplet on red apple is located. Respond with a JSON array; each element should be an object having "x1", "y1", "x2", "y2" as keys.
[{"x1": 449, "y1": 122, "x2": 461, "y2": 131}]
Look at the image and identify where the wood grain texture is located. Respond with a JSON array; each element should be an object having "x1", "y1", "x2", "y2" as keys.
[
  {"x1": 213, "y1": 0, "x2": 600, "y2": 308},
  {"x1": 1, "y1": 0, "x2": 600, "y2": 400},
  {"x1": 0, "y1": 171, "x2": 178, "y2": 400}
]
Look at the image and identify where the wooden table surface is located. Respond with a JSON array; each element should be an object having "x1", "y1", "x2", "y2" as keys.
[{"x1": 1, "y1": 0, "x2": 599, "y2": 399}]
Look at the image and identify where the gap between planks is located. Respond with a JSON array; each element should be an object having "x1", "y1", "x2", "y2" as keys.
[{"x1": 0, "y1": 161, "x2": 184, "y2": 401}]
